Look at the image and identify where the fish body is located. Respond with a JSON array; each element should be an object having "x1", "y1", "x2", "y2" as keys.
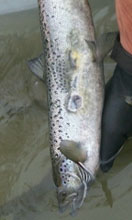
[
  {"x1": 29, "y1": 0, "x2": 115, "y2": 213},
  {"x1": 38, "y1": 0, "x2": 104, "y2": 212}
]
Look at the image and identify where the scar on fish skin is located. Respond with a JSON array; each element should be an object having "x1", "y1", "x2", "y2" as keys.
[
  {"x1": 67, "y1": 94, "x2": 82, "y2": 112},
  {"x1": 69, "y1": 50, "x2": 81, "y2": 69},
  {"x1": 59, "y1": 140, "x2": 87, "y2": 163}
]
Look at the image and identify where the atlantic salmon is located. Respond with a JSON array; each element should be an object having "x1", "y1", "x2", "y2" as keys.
[{"x1": 28, "y1": 0, "x2": 116, "y2": 214}]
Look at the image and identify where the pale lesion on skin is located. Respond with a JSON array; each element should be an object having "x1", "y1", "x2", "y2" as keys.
[
  {"x1": 63, "y1": 29, "x2": 95, "y2": 113},
  {"x1": 69, "y1": 50, "x2": 82, "y2": 69},
  {"x1": 66, "y1": 47, "x2": 94, "y2": 114}
]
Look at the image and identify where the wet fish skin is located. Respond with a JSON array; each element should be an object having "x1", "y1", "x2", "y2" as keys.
[{"x1": 34, "y1": 0, "x2": 106, "y2": 213}]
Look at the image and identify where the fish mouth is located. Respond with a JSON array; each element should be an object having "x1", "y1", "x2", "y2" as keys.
[{"x1": 57, "y1": 170, "x2": 94, "y2": 215}]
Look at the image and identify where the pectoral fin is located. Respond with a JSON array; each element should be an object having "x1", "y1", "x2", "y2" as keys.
[
  {"x1": 60, "y1": 140, "x2": 87, "y2": 163},
  {"x1": 27, "y1": 53, "x2": 45, "y2": 82},
  {"x1": 97, "y1": 32, "x2": 118, "y2": 61}
]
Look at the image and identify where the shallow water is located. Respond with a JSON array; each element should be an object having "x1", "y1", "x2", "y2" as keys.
[{"x1": 0, "y1": 1, "x2": 131, "y2": 220}]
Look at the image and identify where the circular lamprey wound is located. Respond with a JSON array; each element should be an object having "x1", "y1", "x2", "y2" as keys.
[{"x1": 67, "y1": 94, "x2": 82, "y2": 112}]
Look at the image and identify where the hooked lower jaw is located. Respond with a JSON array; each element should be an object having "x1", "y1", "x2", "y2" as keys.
[
  {"x1": 58, "y1": 192, "x2": 78, "y2": 214},
  {"x1": 57, "y1": 170, "x2": 94, "y2": 215}
]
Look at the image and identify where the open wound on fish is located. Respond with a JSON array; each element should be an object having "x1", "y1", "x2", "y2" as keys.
[
  {"x1": 67, "y1": 93, "x2": 83, "y2": 112},
  {"x1": 67, "y1": 49, "x2": 83, "y2": 112},
  {"x1": 27, "y1": 53, "x2": 45, "y2": 82},
  {"x1": 69, "y1": 50, "x2": 81, "y2": 69}
]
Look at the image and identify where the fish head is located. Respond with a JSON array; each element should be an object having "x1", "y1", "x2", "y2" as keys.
[{"x1": 56, "y1": 163, "x2": 93, "y2": 215}]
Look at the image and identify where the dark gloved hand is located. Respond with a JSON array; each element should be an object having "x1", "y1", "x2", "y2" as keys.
[{"x1": 100, "y1": 35, "x2": 132, "y2": 172}]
